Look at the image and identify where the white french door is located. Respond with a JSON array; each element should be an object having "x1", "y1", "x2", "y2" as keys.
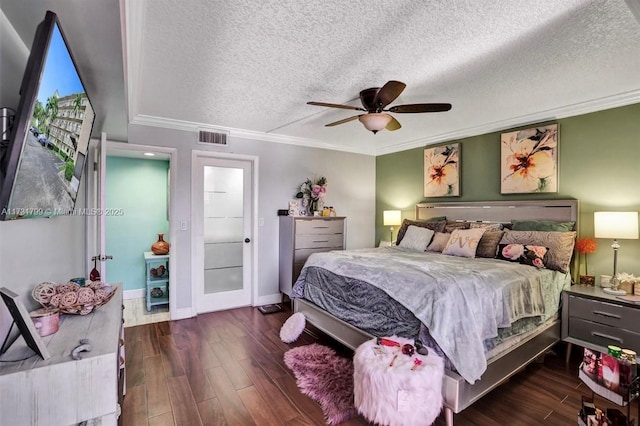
[{"x1": 192, "y1": 153, "x2": 255, "y2": 313}]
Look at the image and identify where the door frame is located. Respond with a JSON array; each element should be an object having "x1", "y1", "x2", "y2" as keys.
[
  {"x1": 191, "y1": 150, "x2": 259, "y2": 313},
  {"x1": 93, "y1": 140, "x2": 178, "y2": 319}
]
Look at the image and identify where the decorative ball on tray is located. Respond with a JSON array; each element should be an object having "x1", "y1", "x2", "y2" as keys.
[{"x1": 32, "y1": 280, "x2": 117, "y2": 315}]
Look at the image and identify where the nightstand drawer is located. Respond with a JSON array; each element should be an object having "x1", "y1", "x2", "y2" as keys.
[
  {"x1": 295, "y1": 234, "x2": 344, "y2": 249},
  {"x1": 568, "y1": 317, "x2": 640, "y2": 351},
  {"x1": 295, "y1": 219, "x2": 344, "y2": 235},
  {"x1": 568, "y1": 295, "x2": 640, "y2": 329}
]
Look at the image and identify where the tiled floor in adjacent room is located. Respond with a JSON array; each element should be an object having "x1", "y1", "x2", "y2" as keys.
[{"x1": 123, "y1": 297, "x2": 169, "y2": 327}]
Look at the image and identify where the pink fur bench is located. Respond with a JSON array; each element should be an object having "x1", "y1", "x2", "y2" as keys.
[{"x1": 354, "y1": 336, "x2": 444, "y2": 426}]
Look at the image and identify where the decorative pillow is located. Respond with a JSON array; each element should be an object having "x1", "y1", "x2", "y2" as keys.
[
  {"x1": 398, "y1": 225, "x2": 435, "y2": 251},
  {"x1": 475, "y1": 230, "x2": 505, "y2": 258},
  {"x1": 469, "y1": 222, "x2": 504, "y2": 231},
  {"x1": 496, "y1": 244, "x2": 549, "y2": 269},
  {"x1": 396, "y1": 219, "x2": 446, "y2": 245},
  {"x1": 426, "y1": 232, "x2": 451, "y2": 252},
  {"x1": 499, "y1": 230, "x2": 576, "y2": 273},
  {"x1": 444, "y1": 221, "x2": 471, "y2": 233},
  {"x1": 442, "y1": 228, "x2": 486, "y2": 258},
  {"x1": 425, "y1": 215, "x2": 447, "y2": 222},
  {"x1": 511, "y1": 220, "x2": 575, "y2": 232}
]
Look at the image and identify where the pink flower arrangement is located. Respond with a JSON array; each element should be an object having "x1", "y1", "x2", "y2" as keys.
[{"x1": 295, "y1": 176, "x2": 327, "y2": 213}]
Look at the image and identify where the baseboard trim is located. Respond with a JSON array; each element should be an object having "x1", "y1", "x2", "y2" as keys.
[
  {"x1": 123, "y1": 288, "x2": 145, "y2": 300},
  {"x1": 255, "y1": 293, "x2": 283, "y2": 306},
  {"x1": 172, "y1": 307, "x2": 195, "y2": 320}
]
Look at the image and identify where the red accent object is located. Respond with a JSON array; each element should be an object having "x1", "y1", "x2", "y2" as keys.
[
  {"x1": 411, "y1": 358, "x2": 424, "y2": 371},
  {"x1": 376, "y1": 337, "x2": 400, "y2": 347},
  {"x1": 90, "y1": 257, "x2": 100, "y2": 281}
]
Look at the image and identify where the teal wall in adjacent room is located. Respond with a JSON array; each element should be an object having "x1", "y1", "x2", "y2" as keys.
[
  {"x1": 376, "y1": 103, "x2": 640, "y2": 279},
  {"x1": 106, "y1": 157, "x2": 169, "y2": 292}
]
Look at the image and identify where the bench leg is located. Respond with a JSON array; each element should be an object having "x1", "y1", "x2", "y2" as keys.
[{"x1": 445, "y1": 407, "x2": 454, "y2": 426}]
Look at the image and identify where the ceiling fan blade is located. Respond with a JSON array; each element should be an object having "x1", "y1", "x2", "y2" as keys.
[
  {"x1": 373, "y1": 81, "x2": 407, "y2": 109},
  {"x1": 386, "y1": 116, "x2": 402, "y2": 131},
  {"x1": 307, "y1": 101, "x2": 365, "y2": 111},
  {"x1": 388, "y1": 103, "x2": 452, "y2": 113},
  {"x1": 325, "y1": 115, "x2": 361, "y2": 127}
]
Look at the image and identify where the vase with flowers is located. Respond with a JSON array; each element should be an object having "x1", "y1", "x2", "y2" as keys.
[
  {"x1": 575, "y1": 237, "x2": 597, "y2": 285},
  {"x1": 295, "y1": 176, "x2": 327, "y2": 216}
]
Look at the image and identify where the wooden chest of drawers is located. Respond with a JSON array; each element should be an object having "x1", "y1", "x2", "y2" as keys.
[
  {"x1": 279, "y1": 216, "x2": 346, "y2": 296},
  {"x1": 561, "y1": 285, "x2": 640, "y2": 354}
]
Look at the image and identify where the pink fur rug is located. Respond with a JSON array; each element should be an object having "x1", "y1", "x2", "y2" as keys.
[{"x1": 283, "y1": 344, "x2": 358, "y2": 425}]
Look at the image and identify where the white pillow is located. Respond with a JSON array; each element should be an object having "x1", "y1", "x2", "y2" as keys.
[
  {"x1": 442, "y1": 228, "x2": 486, "y2": 258},
  {"x1": 398, "y1": 225, "x2": 435, "y2": 252}
]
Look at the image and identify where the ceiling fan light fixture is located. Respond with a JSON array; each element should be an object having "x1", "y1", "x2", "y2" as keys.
[{"x1": 359, "y1": 113, "x2": 392, "y2": 134}]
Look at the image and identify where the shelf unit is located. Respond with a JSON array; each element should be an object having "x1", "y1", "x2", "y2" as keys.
[
  {"x1": 578, "y1": 368, "x2": 639, "y2": 425},
  {"x1": 144, "y1": 251, "x2": 169, "y2": 312}
]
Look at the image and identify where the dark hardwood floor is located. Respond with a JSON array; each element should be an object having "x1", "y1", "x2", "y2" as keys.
[{"x1": 122, "y1": 305, "x2": 638, "y2": 425}]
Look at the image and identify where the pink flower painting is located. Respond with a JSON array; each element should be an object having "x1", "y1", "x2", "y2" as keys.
[
  {"x1": 424, "y1": 143, "x2": 460, "y2": 197},
  {"x1": 500, "y1": 124, "x2": 558, "y2": 194}
]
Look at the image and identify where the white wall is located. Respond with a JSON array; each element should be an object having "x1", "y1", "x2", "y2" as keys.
[{"x1": 127, "y1": 123, "x2": 376, "y2": 318}]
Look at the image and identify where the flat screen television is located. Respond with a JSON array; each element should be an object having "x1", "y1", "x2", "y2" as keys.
[{"x1": 0, "y1": 10, "x2": 95, "y2": 221}]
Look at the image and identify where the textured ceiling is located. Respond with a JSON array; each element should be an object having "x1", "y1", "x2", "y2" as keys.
[
  {"x1": 4, "y1": 1, "x2": 640, "y2": 154},
  {"x1": 125, "y1": 0, "x2": 640, "y2": 154}
]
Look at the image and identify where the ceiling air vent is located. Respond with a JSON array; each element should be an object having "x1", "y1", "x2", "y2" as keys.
[{"x1": 198, "y1": 129, "x2": 229, "y2": 147}]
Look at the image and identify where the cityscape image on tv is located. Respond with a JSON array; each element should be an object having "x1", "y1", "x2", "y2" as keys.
[{"x1": 8, "y1": 22, "x2": 95, "y2": 219}]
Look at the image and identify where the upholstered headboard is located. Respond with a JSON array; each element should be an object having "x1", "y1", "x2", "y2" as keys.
[{"x1": 416, "y1": 199, "x2": 578, "y2": 225}]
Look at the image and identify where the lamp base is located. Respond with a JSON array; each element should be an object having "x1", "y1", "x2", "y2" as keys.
[{"x1": 603, "y1": 287, "x2": 626, "y2": 296}]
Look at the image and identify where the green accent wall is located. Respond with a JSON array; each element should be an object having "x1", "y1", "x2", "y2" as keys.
[
  {"x1": 106, "y1": 157, "x2": 169, "y2": 291},
  {"x1": 377, "y1": 103, "x2": 640, "y2": 278}
]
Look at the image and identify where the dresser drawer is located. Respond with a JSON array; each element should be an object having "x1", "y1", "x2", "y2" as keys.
[
  {"x1": 294, "y1": 247, "x2": 341, "y2": 262},
  {"x1": 295, "y1": 219, "x2": 344, "y2": 235},
  {"x1": 295, "y1": 234, "x2": 344, "y2": 250},
  {"x1": 568, "y1": 295, "x2": 640, "y2": 329},
  {"x1": 568, "y1": 317, "x2": 640, "y2": 352}
]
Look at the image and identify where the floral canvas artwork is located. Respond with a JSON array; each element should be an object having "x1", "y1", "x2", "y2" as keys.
[
  {"x1": 423, "y1": 144, "x2": 460, "y2": 197},
  {"x1": 501, "y1": 124, "x2": 558, "y2": 194}
]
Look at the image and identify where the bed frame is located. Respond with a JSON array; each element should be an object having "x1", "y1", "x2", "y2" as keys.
[{"x1": 294, "y1": 199, "x2": 579, "y2": 426}]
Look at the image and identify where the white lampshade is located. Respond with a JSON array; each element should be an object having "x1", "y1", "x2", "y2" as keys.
[
  {"x1": 594, "y1": 212, "x2": 639, "y2": 240},
  {"x1": 383, "y1": 210, "x2": 402, "y2": 227},
  {"x1": 359, "y1": 113, "x2": 392, "y2": 133}
]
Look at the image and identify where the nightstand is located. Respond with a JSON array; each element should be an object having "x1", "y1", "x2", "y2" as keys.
[{"x1": 562, "y1": 285, "x2": 640, "y2": 363}]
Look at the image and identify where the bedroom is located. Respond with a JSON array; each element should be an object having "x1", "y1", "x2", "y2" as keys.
[{"x1": 1, "y1": 1, "x2": 639, "y2": 425}]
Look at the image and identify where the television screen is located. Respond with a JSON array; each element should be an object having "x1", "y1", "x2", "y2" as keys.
[{"x1": 0, "y1": 10, "x2": 95, "y2": 221}]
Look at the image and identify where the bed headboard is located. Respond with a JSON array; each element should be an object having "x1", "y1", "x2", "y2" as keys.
[{"x1": 416, "y1": 199, "x2": 578, "y2": 225}]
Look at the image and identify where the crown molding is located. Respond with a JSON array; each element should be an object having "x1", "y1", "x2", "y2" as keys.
[
  {"x1": 129, "y1": 114, "x2": 375, "y2": 155},
  {"x1": 129, "y1": 89, "x2": 640, "y2": 157},
  {"x1": 375, "y1": 89, "x2": 640, "y2": 155}
]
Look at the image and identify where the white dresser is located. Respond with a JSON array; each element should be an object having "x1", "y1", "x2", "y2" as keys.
[
  {"x1": 279, "y1": 216, "x2": 346, "y2": 296},
  {"x1": 0, "y1": 285, "x2": 124, "y2": 425}
]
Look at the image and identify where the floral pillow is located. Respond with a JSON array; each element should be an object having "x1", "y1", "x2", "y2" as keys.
[{"x1": 496, "y1": 243, "x2": 549, "y2": 268}]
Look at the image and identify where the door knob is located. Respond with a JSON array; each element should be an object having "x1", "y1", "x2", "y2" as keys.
[{"x1": 244, "y1": 238, "x2": 251, "y2": 243}]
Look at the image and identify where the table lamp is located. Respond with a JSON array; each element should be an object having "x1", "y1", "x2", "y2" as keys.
[
  {"x1": 383, "y1": 210, "x2": 402, "y2": 243},
  {"x1": 594, "y1": 211, "x2": 639, "y2": 295}
]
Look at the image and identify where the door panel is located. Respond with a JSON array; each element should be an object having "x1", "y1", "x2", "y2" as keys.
[{"x1": 193, "y1": 154, "x2": 253, "y2": 313}]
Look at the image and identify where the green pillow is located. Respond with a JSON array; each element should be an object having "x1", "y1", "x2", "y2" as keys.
[{"x1": 511, "y1": 220, "x2": 575, "y2": 232}]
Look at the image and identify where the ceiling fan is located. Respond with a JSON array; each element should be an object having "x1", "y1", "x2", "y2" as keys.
[{"x1": 307, "y1": 80, "x2": 452, "y2": 134}]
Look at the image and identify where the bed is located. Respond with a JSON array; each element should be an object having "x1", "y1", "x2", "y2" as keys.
[{"x1": 291, "y1": 199, "x2": 579, "y2": 426}]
